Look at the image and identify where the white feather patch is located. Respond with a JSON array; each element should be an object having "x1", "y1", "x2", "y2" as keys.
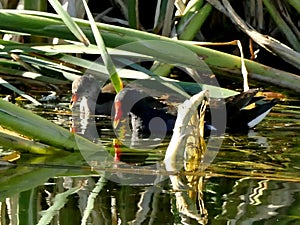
[{"x1": 247, "y1": 109, "x2": 271, "y2": 128}]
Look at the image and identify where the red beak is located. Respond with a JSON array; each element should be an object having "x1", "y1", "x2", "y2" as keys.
[
  {"x1": 70, "y1": 93, "x2": 79, "y2": 109},
  {"x1": 113, "y1": 100, "x2": 123, "y2": 128}
]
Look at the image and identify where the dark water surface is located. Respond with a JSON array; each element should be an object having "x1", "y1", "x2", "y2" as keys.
[{"x1": 0, "y1": 96, "x2": 299, "y2": 225}]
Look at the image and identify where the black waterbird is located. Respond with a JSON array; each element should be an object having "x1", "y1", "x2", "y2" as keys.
[{"x1": 71, "y1": 75, "x2": 279, "y2": 137}]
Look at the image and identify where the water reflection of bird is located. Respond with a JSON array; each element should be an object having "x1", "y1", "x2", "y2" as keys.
[{"x1": 70, "y1": 75, "x2": 279, "y2": 138}]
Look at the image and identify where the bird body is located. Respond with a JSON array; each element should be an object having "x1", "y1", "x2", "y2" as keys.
[
  {"x1": 113, "y1": 88, "x2": 176, "y2": 139},
  {"x1": 225, "y1": 89, "x2": 279, "y2": 131}
]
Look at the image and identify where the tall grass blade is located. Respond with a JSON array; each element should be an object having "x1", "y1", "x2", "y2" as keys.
[
  {"x1": 48, "y1": 0, "x2": 90, "y2": 46},
  {"x1": 263, "y1": 0, "x2": 300, "y2": 51},
  {"x1": 127, "y1": 0, "x2": 139, "y2": 29},
  {"x1": 81, "y1": 0, "x2": 123, "y2": 92},
  {"x1": 161, "y1": 0, "x2": 175, "y2": 36},
  {"x1": 287, "y1": 0, "x2": 300, "y2": 14}
]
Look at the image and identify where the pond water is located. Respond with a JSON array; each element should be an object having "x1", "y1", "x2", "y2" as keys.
[{"x1": 0, "y1": 94, "x2": 299, "y2": 225}]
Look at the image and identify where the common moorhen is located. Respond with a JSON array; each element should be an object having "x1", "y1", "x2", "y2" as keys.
[
  {"x1": 224, "y1": 89, "x2": 279, "y2": 132},
  {"x1": 71, "y1": 75, "x2": 279, "y2": 137},
  {"x1": 70, "y1": 75, "x2": 115, "y2": 116},
  {"x1": 113, "y1": 87, "x2": 279, "y2": 137}
]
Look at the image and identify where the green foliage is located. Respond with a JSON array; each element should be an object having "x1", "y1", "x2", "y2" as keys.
[{"x1": 0, "y1": 0, "x2": 299, "y2": 157}]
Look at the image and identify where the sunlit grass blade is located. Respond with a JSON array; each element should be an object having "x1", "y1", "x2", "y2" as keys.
[
  {"x1": 48, "y1": 0, "x2": 90, "y2": 46},
  {"x1": 177, "y1": 2, "x2": 212, "y2": 40},
  {"x1": 0, "y1": 130, "x2": 68, "y2": 155},
  {"x1": 0, "y1": 99, "x2": 103, "y2": 155},
  {"x1": 0, "y1": 10, "x2": 298, "y2": 92},
  {"x1": 81, "y1": 0, "x2": 123, "y2": 92}
]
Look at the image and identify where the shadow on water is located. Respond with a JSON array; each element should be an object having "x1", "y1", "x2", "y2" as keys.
[{"x1": 0, "y1": 96, "x2": 299, "y2": 224}]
